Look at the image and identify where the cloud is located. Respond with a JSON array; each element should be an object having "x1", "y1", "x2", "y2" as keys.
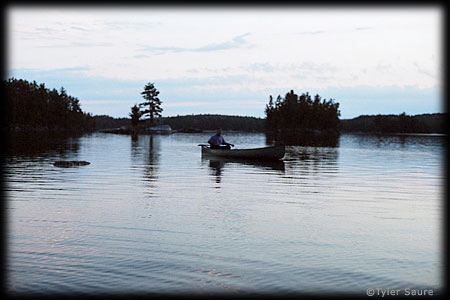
[
  {"x1": 10, "y1": 66, "x2": 91, "y2": 77},
  {"x1": 197, "y1": 33, "x2": 250, "y2": 51},
  {"x1": 100, "y1": 20, "x2": 162, "y2": 31},
  {"x1": 70, "y1": 25, "x2": 91, "y2": 32},
  {"x1": 243, "y1": 63, "x2": 276, "y2": 73},
  {"x1": 164, "y1": 101, "x2": 210, "y2": 108},
  {"x1": 296, "y1": 30, "x2": 326, "y2": 35},
  {"x1": 240, "y1": 61, "x2": 337, "y2": 73},
  {"x1": 35, "y1": 27, "x2": 60, "y2": 34},
  {"x1": 376, "y1": 62, "x2": 392, "y2": 72},
  {"x1": 140, "y1": 33, "x2": 251, "y2": 54},
  {"x1": 36, "y1": 41, "x2": 113, "y2": 48},
  {"x1": 414, "y1": 62, "x2": 437, "y2": 79}
]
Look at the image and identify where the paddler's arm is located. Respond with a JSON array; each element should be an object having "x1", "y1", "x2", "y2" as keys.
[{"x1": 223, "y1": 139, "x2": 234, "y2": 147}]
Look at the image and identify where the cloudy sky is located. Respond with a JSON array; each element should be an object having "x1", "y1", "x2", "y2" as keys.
[{"x1": 7, "y1": 6, "x2": 443, "y2": 119}]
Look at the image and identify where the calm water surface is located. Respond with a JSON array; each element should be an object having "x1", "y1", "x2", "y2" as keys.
[{"x1": 5, "y1": 132, "x2": 444, "y2": 295}]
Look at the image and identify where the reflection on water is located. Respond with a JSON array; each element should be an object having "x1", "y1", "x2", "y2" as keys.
[
  {"x1": 6, "y1": 131, "x2": 84, "y2": 158},
  {"x1": 145, "y1": 135, "x2": 160, "y2": 184},
  {"x1": 265, "y1": 131, "x2": 340, "y2": 147},
  {"x1": 203, "y1": 157, "x2": 285, "y2": 185},
  {"x1": 348, "y1": 133, "x2": 445, "y2": 150},
  {"x1": 284, "y1": 145, "x2": 339, "y2": 175},
  {"x1": 207, "y1": 159, "x2": 225, "y2": 184},
  {"x1": 5, "y1": 132, "x2": 444, "y2": 295},
  {"x1": 286, "y1": 145, "x2": 339, "y2": 161},
  {"x1": 130, "y1": 135, "x2": 161, "y2": 198}
]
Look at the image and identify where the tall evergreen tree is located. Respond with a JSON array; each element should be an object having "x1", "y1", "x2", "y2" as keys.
[{"x1": 139, "y1": 82, "x2": 163, "y2": 126}]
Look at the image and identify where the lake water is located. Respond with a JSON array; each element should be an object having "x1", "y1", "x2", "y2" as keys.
[{"x1": 5, "y1": 132, "x2": 444, "y2": 296}]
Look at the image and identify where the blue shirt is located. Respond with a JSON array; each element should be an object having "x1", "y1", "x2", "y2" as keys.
[{"x1": 208, "y1": 134, "x2": 226, "y2": 145}]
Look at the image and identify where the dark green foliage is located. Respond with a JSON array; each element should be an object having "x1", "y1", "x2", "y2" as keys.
[
  {"x1": 4, "y1": 78, "x2": 95, "y2": 132},
  {"x1": 162, "y1": 114, "x2": 265, "y2": 132},
  {"x1": 265, "y1": 90, "x2": 341, "y2": 133},
  {"x1": 92, "y1": 115, "x2": 130, "y2": 130},
  {"x1": 92, "y1": 114, "x2": 265, "y2": 132},
  {"x1": 341, "y1": 113, "x2": 447, "y2": 134},
  {"x1": 129, "y1": 104, "x2": 143, "y2": 128},
  {"x1": 139, "y1": 82, "x2": 163, "y2": 126}
]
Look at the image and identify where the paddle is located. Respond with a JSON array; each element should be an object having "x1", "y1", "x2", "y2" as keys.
[{"x1": 198, "y1": 143, "x2": 235, "y2": 149}]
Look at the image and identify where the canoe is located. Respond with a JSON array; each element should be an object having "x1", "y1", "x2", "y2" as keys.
[{"x1": 200, "y1": 144, "x2": 285, "y2": 160}]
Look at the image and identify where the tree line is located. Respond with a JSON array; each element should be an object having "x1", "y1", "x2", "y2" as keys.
[
  {"x1": 340, "y1": 113, "x2": 447, "y2": 134},
  {"x1": 93, "y1": 115, "x2": 130, "y2": 130},
  {"x1": 95, "y1": 112, "x2": 446, "y2": 134},
  {"x1": 5, "y1": 77, "x2": 443, "y2": 135},
  {"x1": 93, "y1": 114, "x2": 265, "y2": 132},
  {"x1": 265, "y1": 90, "x2": 340, "y2": 134},
  {"x1": 162, "y1": 114, "x2": 265, "y2": 132},
  {"x1": 4, "y1": 78, "x2": 95, "y2": 132}
]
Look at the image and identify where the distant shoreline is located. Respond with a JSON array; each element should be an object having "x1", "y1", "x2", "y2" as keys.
[
  {"x1": 6, "y1": 128, "x2": 447, "y2": 137},
  {"x1": 5, "y1": 112, "x2": 446, "y2": 135},
  {"x1": 92, "y1": 112, "x2": 446, "y2": 135}
]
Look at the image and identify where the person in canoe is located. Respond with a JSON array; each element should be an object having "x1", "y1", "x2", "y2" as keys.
[{"x1": 208, "y1": 128, "x2": 235, "y2": 150}]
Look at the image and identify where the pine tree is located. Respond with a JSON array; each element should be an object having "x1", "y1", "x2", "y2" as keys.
[
  {"x1": 129, "y1": 104, "x2": 142, "y2": 128},
  {"x1": 139, "y1": 82, "x2": 163, "y2": 126}
]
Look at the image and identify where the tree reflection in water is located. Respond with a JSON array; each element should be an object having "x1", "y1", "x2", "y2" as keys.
[
  {"x1": 208, "y1": 160, "x2": 225, "y2": 185},
  {"x1": 130, "y1": 134, "x2": 160, "y2": 198},
  {"x1": 266, "y1": 131, "x2": 340, "y2": 147},
  {"x1": 6, "y1": 131, "x2": 83, "y2": 159},
  {"x1": 283, "y1": 145, "x2": 339, "y2": 177},
  {"x1": 203, "y1": 156, "x2": 285, "y2": 186}
]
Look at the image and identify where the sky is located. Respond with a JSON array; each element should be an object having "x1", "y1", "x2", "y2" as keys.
[{"x1": 6, "y1": 6, "x2": 443, "y2": 119}]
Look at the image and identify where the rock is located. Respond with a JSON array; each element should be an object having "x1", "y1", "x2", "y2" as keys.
[{"x1": 53, "y1": 161, "x2": 90, "y2": 167}]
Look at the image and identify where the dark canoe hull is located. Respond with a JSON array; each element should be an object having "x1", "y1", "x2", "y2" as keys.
[
  {"x1": 54, "y1": 160, "x2": 90, "y2": 167},
  {"x1": 201, "y1": 145, "x2": 285, "y2": 160}
]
